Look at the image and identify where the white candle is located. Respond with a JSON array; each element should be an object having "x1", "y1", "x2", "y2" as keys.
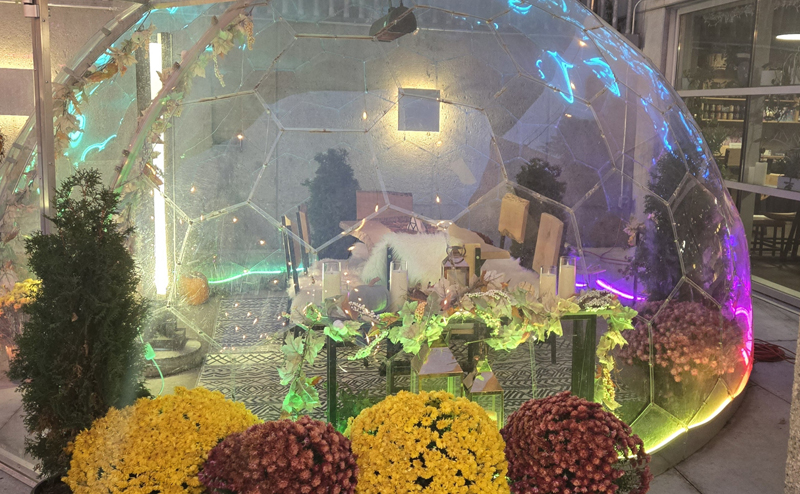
[
  {"x1": 558, "y1": 264, "x2": 576, "y2": 298},
  {"x1": 322, "y1": 262, "x2": 341, "y2": 301},
  {"x1": 540, "y1": 272, "x2": 557, "y2": 300},
  {"x1": 389, "y1": 269, "x2": 408, "y2": 312}
]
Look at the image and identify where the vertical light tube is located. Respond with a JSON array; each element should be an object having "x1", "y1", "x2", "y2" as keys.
[{"x1": 149, "y1": 35, "x2": 168, "y2": 295}]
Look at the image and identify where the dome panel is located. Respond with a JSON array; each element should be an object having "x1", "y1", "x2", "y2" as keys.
[
  {"x1": 587, "y1": 27, "x2": 678, "y2": 113},
  {"x1": 0, "y1": 0, "x2": 753, "y2": 455},
  {"x1": 171, "y1": 94, "x2": 278, "y2": 219},
  {"x1": 650, "y1": 281, "x2": 724, "y2": 426}
]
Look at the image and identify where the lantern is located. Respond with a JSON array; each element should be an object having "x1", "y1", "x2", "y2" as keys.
[
  {"x1": 410, "y1": 340, "x2": 463, "y2": 396},
  {"x1": 463, "y1": 360, "x2": 505, "y2": 429},
  {"x1": 442, "y1": 246, "x2": 470, "y2": 286}
]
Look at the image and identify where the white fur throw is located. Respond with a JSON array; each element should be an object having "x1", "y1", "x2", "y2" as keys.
[{"x1": 362, "y1": 232, "x2": 449, "y2": 287}]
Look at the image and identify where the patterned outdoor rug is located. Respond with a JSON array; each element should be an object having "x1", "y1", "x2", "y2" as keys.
[{"x1": 197, "y1": 294, "x2": 579, "y2": 421}]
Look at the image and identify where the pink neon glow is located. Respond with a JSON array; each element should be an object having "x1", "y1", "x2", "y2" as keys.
[
  {"x1": 741, "y1": 347, "x2": 750, "y2": 367},
  {"x1": 595, "y1": 279, "x2": 646, "y2": 301}
]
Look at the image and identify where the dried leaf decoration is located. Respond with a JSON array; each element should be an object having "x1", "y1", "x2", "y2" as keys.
[{"x1": 51, "y1": 24, "x2": 155, "y2": 158}]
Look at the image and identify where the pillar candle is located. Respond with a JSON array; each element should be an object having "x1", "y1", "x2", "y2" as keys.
[
  {"x1": 322, "y1": 271, "x2": 341, "y2": 300},
  {"x1": 389, "y1": 269, "x2": 408, "y2": 311},
  {"x1": 540, "y1": 272, "x2": 557, "y2": 300},
  {"x1": 558, "y1": 264, "x2": 576, "y2": 298}
]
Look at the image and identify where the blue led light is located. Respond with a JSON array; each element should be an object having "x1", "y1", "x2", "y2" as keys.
[
  {"x1": 546, "y1": 51, "x2": 574, "y2": 104},
  {"x1": 80, "y1": 134, "x2": 117, "y2": 162},
  {"x1": 508, "y1": 0, "x2": 532, "y2": 14},
  {"x1": 584, "y1": 57, "x2": 620, "y2": 97}
]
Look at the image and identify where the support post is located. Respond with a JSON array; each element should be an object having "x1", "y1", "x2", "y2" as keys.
[
  {"x1": 327, "y1": 335, "x2": 337, "y2": 426},
  {"x1": 570, "y1": 316, "x2": 597, "y2": 402},
  {"x1": 24, "y1": 0, "x2": 56, "y2": 234}
]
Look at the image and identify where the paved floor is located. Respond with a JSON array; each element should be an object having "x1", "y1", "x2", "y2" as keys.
[
  {"x1": 649, "y1": 294, "x2": 798, "y2": 494},
  {"x1": 0, "y1": 294, "x2": 797, "y2": 493}
]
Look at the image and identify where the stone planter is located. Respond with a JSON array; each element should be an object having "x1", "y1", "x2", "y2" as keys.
[{"x1": 31, "y1": 477, "x2": 70, "y2": 494}]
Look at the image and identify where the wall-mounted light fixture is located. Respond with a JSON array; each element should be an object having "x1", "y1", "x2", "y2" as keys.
[{"x1": 398, "y1": 88, "x2": 440, "y2": 132}]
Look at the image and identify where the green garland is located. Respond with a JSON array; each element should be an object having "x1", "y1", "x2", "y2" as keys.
[{"x1": 280, "y1": 285, "x2": 637, "y2": 417}]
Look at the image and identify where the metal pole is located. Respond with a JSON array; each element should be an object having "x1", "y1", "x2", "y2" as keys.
[{"x1": 24, "y1": 0, "x2": 57, "y2": 235}]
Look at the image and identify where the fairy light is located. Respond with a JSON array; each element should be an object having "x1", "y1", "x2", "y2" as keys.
[
  {"x1": 436, "y1": 195, "x2": 441, "y2": 203},
  {"x1": 362, "y1": 111, "x2": 368, "y2": 120},
  {"x1": 232, "y1": 217, "x2": 238, "y2": 223},
  {"x1": 259, "y1": 239, "x2": 266, "y2": 245},
  {"x1": 190, "y1": 185, "x2": 196, "y2": 193}
]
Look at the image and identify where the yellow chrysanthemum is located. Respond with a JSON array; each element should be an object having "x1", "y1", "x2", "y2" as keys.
[
  {"x1": 64, "y1": 387, "x2": 260, "y2": 494},
  {"x1": 349, "y1": 390, "x2": 509, "y2": 494}
]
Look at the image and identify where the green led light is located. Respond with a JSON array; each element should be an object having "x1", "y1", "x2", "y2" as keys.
[{"x1": 206, "y1": 265, "x2": 304, "y2": 285}]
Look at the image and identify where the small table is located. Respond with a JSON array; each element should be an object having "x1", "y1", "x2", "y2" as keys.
[{"x1": 325, "y1": 313, "x2": 599, "y2": 425}]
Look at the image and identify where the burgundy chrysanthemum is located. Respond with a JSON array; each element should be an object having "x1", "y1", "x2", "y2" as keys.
[
  {"x1": 617, "y1": 301, "x2": 744, "y2": 382},
  {"x1": 501, "y1": 392, "x2": 651, "y2": 494},
  {"x1": 199, "y1": 416, "x2": 358, "y2": 494}
]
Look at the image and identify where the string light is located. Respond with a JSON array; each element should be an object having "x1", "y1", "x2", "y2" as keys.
[
  {"x1": 232, "y1": 217, "x2": 238, "y2": 223},
  {"x1": 237, "y1": 133, "x2": 244, "y2": 140},
  {"x1": 436, "y1": 195, "x2": 441, "y2": 203},
  {"x1": 436, "y1": 140, "x2": 442, "y2": 147},
  {"x1": 190, "y1": 185, "x2": 196, "y2": 193},
  {"x1": 259, "y1": 239, "x2": 266, "y2": 245},
  {"x1": 362, "y1": 111, "x2": 368, "y2": 120}
]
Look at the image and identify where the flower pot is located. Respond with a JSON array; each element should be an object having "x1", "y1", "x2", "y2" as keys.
[{"x1": 31, "y1": 476, "x2": 70, "y2": 494}]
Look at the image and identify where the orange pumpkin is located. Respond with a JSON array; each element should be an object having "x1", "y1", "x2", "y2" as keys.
[{"x1": 180, "y1": 272, "x2": 209, "y2": 306}]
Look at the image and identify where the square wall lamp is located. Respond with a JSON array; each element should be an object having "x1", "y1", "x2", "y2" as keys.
[{"x1": 398, "y1": 88, "x2": 440, "y2": 132}]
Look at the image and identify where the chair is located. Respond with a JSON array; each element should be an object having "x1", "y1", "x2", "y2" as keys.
[{"x1": 752, "y1": 215, "x2": 787, "y2": 256}]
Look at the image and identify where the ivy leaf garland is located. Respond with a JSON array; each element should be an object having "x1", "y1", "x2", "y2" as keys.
[{"x1": 281, "y1": 287, "x2": 638, "y2": 415}]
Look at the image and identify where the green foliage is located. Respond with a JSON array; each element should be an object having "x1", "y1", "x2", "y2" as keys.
[
  {"x1": 625, "y1": 153, "x2": 684, "y2": 300},
  {"x1": 278, "y1": 304, "x2": 327, "y2": 416},
  {"x1": 512, "y1": 158, "x2": 566, "y2": 265},
  {"x1": 303, "y1": 148, "x2": 360, "y2": 259},
  {"x1": 333, "y1": 383, "x2": 380, "y2": 434},
  {"x1": 8, "y1": 169, "x2": 149, "y2": 476}
]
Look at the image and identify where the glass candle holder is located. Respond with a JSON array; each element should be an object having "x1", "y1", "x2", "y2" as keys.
[
  {"x1": 539, "y1": 266, "x2": 557, "y2": 300},
  {"x1": 389, "y1": 260, "x2": 408, "y2": 311},
  {"x1": 322, "y1": 260, "x2": 342, "y2": 300},
  {"x1": 558, "y1": 256, "x2": 577, "y2": 298}
]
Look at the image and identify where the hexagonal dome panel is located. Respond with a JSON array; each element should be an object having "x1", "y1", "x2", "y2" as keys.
[{"x1": 0, "y1": 0, "x2": 752, "y2": 458}]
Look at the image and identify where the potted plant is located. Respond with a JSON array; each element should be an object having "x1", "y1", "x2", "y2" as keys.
[
  {"x1": 348, "y1": 390, "x2": 509, "y2": 493},
  {"x1": 502, "y1": 392, "x2": 651, "y2": 494},
  {"x1": 303, "y1": 148, "x2": 360, "y2": 259},
  {"x1": 8, "y1": 169, "x2": 150, "y2": 488},
  {"x1": 199, "y1": 416, "x2": 358, "y2": 493},
  {"x1": 65, "y1": 387, "x2": 259, "y2": 493}
]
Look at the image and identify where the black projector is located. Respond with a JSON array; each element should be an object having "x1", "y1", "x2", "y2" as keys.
[{"x1": 369, "y1": 4, "x2": 417, "y2": 41}]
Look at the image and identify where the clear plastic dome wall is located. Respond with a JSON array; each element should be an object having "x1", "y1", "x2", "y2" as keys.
[{"x1": 0, "y1": 0, "x2": 752, "y2": 454}]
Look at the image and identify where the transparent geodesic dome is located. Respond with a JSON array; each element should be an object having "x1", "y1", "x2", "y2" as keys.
[{"x1": 0, "y1": 0, "x2": 752, "y2": 455}]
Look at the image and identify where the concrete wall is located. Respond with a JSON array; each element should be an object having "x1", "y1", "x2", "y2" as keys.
[{"x1": 0, "y1": 0, "x2": 129, "y2": 144}]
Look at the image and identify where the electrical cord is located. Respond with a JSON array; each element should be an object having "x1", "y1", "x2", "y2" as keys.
[
  {"x1": 753, "y1": 338, "x2": 796, "y2": 364},
  {"x1": 140, "y1": 335, "x2": 165, "y2": 396}
]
